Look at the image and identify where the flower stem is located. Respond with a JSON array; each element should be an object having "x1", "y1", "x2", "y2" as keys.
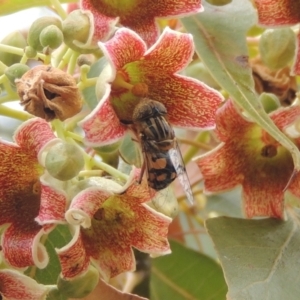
[
  {"x1": 0, "y1": 104, "x2": 32, "y2": 121},
  {"x1": 67, "y1": 51, "x2": 80, "y2": 75},
  {"x1": 49, "y1": 0, "x2": 67, "y2": 19},
  {"x1": 53, "y1": 44, "x2": 69, "y2": 67},
  {"x1": 0, "y1": 44, "x2": 23, "y2": 56},
  {"x1": 0, "y1": 61, "x2": 7, "y2": 74}
]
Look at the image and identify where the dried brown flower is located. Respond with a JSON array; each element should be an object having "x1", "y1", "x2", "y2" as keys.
[
  {"x1": 251, "y1": 56, "x2": 297, "y2": 106},
  {"x1": 16, "y1": 65, "x2": 82, "y2": 121}
]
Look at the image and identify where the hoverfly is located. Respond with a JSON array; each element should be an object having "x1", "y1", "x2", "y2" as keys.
[{"x1": 130, "y1": 98, "x2": 194, "y2": 205}]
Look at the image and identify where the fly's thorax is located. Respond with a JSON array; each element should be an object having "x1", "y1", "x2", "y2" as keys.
[{"x1": 132, "y1": 98, "x2": 167, "y2": 122}]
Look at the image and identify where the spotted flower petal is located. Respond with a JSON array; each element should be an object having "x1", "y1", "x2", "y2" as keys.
[
  {"x1": 57, "y1": 169, "x2": 171, "y2": 280},
  {"x1": 80, "y1": 27, "x2": 223, "y2": 146},
  {"x1": 81, "y1": 0, "x2": 203, "y2": 46},
  {"x1": 195, "y1": 100, "x2": 300, "y2": 219},
  {"x1": 254, "y1": 0, "x2": 300, "y2": 26},
  {"x1": 0, "y1": 269, "x2": 50, "y2": 300},
  {"x1": 0, "y1": 118, "x2": 67, "y2": 268}
]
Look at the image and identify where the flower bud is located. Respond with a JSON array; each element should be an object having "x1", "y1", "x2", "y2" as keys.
[
  {"x1": 259, "y1": 28, "x2": 296, "y2": 70},
  {"x1": 62, "y1": 9, "x2": 99, "y2": 54},
  {"x1": 27, "y1": 16, "x2": 62, "y2": 51},
  {"x1": 24, "y1": 46, "x2": 37, "y2": 58},
  {"x1": 45, "y1": 142, "x2": 84, "y2": 181},
  {"x1": 57, "y1": 266, "x2": 99, "y2": 298},
  {"x1": 0, "y1": 31, "x2": 27, "y2": 69},
  {"x1": 259, "y1": 92, "x2": 281, "y2": 113},
  {"x1": 39, "y1": 25, "x2": 63, "y2": 50},
  {"x1": 5, "y1": 63, "x2": 30, "y2": 86}
]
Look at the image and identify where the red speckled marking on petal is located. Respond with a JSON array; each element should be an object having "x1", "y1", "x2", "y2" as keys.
[
  {"x1": 131, "y1": 204, "x2": 171, "y2": 254},
  {"x1": 2, "y1": 223, "x2": 46, "y2": 268},
  {"x1": 144, "y1": 28, "x2": 194, "y2": 74},
  {"x1": 79, "y1": 89, "x2": 126, "y2": 146},
  {"x1": 196, "y1": 143, "x2": 244, "y2": 193},
  {"x1": 99, "y1": 28, "x2": 147, "y2": 71},
  {"x1": 254, "y1": 0, "x2": 300, "y2": 25},
  {"x1": 14, "y1": 118, "x2": 55, "y2": 156},
  {"x1": 36, "y1": 180, "x2": 67, "y2": 225},
  {"x1": 271, "y1": 104, "x2": 300, "y2": 129},
  {"x1": 148, "y1": 75, "x2": 223, "y2": 130},
  {"x1": 243, "y1": 181, "x2": 285, "y2": 219},
  {"x1": 93, "y1": 246, "x2": 135, "y2": 280},
  {"x1": 0, "y1": 270, "x2": 49, "y2": 300},
  {"x1": 292, "y1": 30, "x2": 300, "y2": 75},
  {"x1": 57, "y1": 228, "x2": 90, "y2": 279}
]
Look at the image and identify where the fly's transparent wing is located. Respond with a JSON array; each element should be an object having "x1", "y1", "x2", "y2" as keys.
[
  {"x1": 169, "y1": 143, "x2": 194, "y2": 205},
  {"x1": 149, "y1": 186, "x2": 178, "y2": 218}
]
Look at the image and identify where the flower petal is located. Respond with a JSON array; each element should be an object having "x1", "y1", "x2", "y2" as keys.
[
  {"x1": 1, "y1": 223, "x2": 50, "y2": 268},
  {"x1": 254, "y1": 0, "x2": 300, "y2": 26},
  {"x1": 143, "y1": 27, "x2": 194, "y2": 74},
  {"x1": 149, "y1": 75, "x2": 223, "y2": 130},
  {"x1": 81, "y1": 1, "x2": 118, "y2": 42},
  {"x1": 79, "y1": 86, "x2": 127, "y2": 146},
  {"x1": 35, "y1": 173, "x2": 68, "y2": 225},
  {"x1": 243, "y1": 180, "x2": 285, "y2": 219},
  {"x1": 0, "y1": 269, "x2": 50, "y2": 300},
  {"x1": 195, "y1": 143, "x2": 244, "y2": 192},
  {"x1": 99, "y1": 28, "x2": 147, "y2": 71},
  {"x1": 14, "y1": 118, "x2": 56, "y2": 155},
  {"x1": 57, "y1": 226, "x2": 90, "y2": 279},
  {"x1": 292, "y1": 30, "x2": 300, "y2": 75},
  {"x1": 271, "y1": 104, "x2": 300, "y2": 129},
  {"x1": 66, "y1": 187, "x2": 111, "y2": 228}
]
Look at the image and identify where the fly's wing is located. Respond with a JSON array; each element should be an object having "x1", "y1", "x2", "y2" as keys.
[
  {"x1": 168, "y1": 141, "x2": 194, "y2": 205},
  {"x1": 150, "y1": 186, "x2": 178, "y2": 218}
]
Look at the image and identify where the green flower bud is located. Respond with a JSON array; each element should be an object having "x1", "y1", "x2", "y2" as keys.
[
  {"x1": 62, "y1": 10, "x2": 99, "y2": 54},
  {"x1": 5, "y1": 63, "x2": 30, "y2": 85},
  {"x1": 259, "y1": 92, "x2": 281, "y2": 113},
  {"x1": 206, "y1": 0, "x2": 232, "y2": 5},
  {"x1": 0, "y1": 31, "x2": 27, "y2": 69},
  {"x1": 259, "y1": 28, "x2": 296, "y2": 70},
  {"x1": 24, "y1": 46, "x2": 37, "y2": 58},
  {"x1": 27, "y1": 16, "x2": 62, "y2": 51},
  {"x1": 39, "y1": 25, "x2": 63, "y2": 49},
  {"x1": 57, "y1": 266, "x2": 99, "y2": 298},
  {"x1": 45, "y1": 142, "x2": 84, "y2": 181}
]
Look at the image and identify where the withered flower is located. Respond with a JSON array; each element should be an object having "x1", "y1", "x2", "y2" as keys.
[
  {"x1": 16, "y1": 65, "x2": 82, "y2": 121},
  {"x1": 251, "y1": 57, "x2": 297, "y2": 106}
]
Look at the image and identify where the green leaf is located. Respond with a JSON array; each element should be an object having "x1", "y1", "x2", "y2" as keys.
[
  {"x1": 26, "y1": 224, "x2": 72, "y2": 285},
  {"x1": 0, "y1": 0, "x2": 74, "y2": 16},
  {"x1": 206, "y1": 209, "x2": 300, "y2": 300},
  {"x1": 181, "y1": 0, "x2": 300, "y2": 173},
  {"x1": 150, "y1": 240, "x2": 227, "y2": 300}
]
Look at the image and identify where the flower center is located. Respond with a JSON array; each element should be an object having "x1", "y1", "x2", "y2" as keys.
[
  {"x1": 112, "y1": 71, "x2": 148, "y2": 97},
  {"x1": 261, "y1": 144, "x2": 277, "y2": 158}
]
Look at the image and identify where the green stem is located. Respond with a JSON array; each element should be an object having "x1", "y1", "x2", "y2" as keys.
[
  {"x1": 0, "y1": 61, "x2": 7, "y2": 74},
  {"x1": 51, "y1": 119, "x2": 65, "y2": 139},
  {"x1": 0, "y1": 104, "x2": 32, "y2": 121},
  {"x1": 67, "y1": 51, "x2": 80, "y2": 75},
  {"x1": 0, "y1": 44, "x2": 23, "y2": 56},
  {"x1": 49, "y1": 0, "x2": 67, "y2": 19},
  {"x1": 77, "y1": 77, "x2": 98, "y2": 90},
  {"x1": 53, "y1": 44, "x2": 69, "y2": 67},
  {"x1": 183, "y1": 131, "x2": 210, "y2": 164},
  {"x1": 66, "y1": 131, "x2": 83, "y2": 142},
  {"x1": 58, "y1": 48, "x2": 73, "y2": 70}
]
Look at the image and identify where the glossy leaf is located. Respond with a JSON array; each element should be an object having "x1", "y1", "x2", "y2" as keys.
[
  {"x1": 0, "y1": 0, "x2": 74, "y2": 16},
  {"x1": 181, "y1": 0, "x2": 300, "y2": 173},
  {"x1": 206, "y1": 209, "x2": 300, "y2": 300},
  {"x1": 150, "y1": 240, "x2": 227, "y2": 300}
]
